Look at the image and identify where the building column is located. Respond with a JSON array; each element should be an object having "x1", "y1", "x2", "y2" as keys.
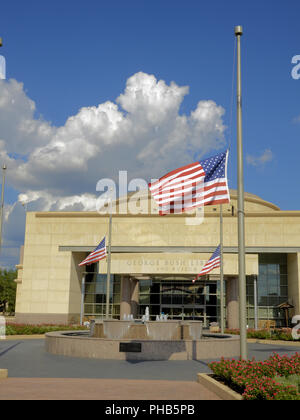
[
  {"x1": 131, "y1": 278, "x2": 139, "y2": 318},
  {"x1": 120, "y1": 276, "x2": 140, "y2": 319},
  {"x1": 120, "y1": 275, "x2": 131, "y2": 319},
  {"x1": 226, "y1": 277, "x2": 239, "y2": 330}
]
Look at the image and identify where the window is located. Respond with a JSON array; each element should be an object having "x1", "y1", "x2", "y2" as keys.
[
  {"x1": 83, "y1": 264, "x2": 120, "y2": 319},
  {"x1": 138, "y1": 276, "x2": 222, "y2": 327},
  {"x1": 246, "y1": 254, "x2": 288, "y2": 328}
]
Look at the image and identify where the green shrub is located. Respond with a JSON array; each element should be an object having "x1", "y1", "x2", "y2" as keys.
[
  {"x1": 224, "y1": 328, "x2": 299, "y2": 342},
  {"x1": 275, "y1": 375, "x2": 300, "y2": 392},
  {"x1": 0, "y1": 269, "x2": 17, "y2": 313},
  {"x1": 5, "y1": 324, "x2": 87, "y2": 335}
]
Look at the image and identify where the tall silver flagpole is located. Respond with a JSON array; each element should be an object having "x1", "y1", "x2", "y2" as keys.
[
  {"x1": 0, "y1": 164, "x2": 7, "y2": 258},
  {"x1": 220, "y1": 204, "x2": 224, "y2": 334},
  {"x1": 235, "y1": 25, "x2": 247, "y2": 360},
  {"x1": 254, "y1": 275, "x2": 258, "y2": 330},
  {"x1": 80, "y1": 273, "x2": 85, "y2": 326},
  {"x1": 105, "y1": 190, "x2": 113, "y2": 319}
]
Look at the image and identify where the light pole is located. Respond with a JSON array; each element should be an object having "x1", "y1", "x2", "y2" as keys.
[
  {"x1": 0, "y1": 164, "x2": 7, "y2": 257},
  {"x1": 0, "y1": 39, "x2": 5, "y2": 260},
  {"x1": 105, "y1": 188, "x2": 113, "y2": 319},
  {"x1": 235, "y1": 25, "x2": 248, "y2": 360}
]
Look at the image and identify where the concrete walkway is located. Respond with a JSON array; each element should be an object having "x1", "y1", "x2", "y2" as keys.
[
  {"x1": 1, "y1": 339, "x2": 299, "y2": 379},
  {"x1": 0, "y1": 338, "x2": 299, "y2": 400},
  {"x1": 0, "y1": 378, "x2": 221, "y2": 400}
]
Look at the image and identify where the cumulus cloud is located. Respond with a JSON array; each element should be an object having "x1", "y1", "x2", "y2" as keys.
[
  {"x1": 0, "y1": 72, "x2": 227, "y2": 266},
  {"x1": 0, "y1": 79, "x2": 55, "y2": 155},
  {"x1": 18, "y1": 191, "x2": 99, "y2": 212},
  {"x1": 246, "y1": 149, "x2": 274, "y2": 167},
  {"x1": 1, "y1": 72, "x2": 227, "y2": 199}
]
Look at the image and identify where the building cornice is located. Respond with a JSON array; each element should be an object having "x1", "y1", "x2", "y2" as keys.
[
  {"x1": 59, "y1": 246, "x2": 300, "y2": 254},
  {"x1": 35, "y1": 211, "x2": 300, "y2": 218}
]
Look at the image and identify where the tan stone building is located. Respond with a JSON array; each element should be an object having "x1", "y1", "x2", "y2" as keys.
[{"x1": 15, "y1": 190, "x2": 300, "y2": 329}]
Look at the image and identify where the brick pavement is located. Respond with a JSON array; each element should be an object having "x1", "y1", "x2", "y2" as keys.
[{"x1": 0, "y1": 378, "x2": 221, "y2": 400}]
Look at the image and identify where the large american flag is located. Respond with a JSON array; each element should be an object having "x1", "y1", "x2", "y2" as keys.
[
  {"x1": 149, "y1": 151, "x2": 230, "y2": 215},
  {"x1": 193, "y1": 245, "x2": 221, "y2": 282},
  {"x1": 78, "y1": 237, "x2": 107, "y2": 267}
]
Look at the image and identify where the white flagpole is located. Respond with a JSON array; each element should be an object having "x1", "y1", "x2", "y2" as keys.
[
  {"x1": 254, "y1": 275, "x2": 258, "y2": 330},
  {"x1": 80, "y1": 273, "x2": 85, "y2": 326},
  {"x1": 220, "y1": 204, "x2": 225, "y2": 334},
  {"x1": 105, "y1": 190, "x2": 113, "y2": 319},
  {"x1": 0, "y1": 164, "x2": 7, "y2": 258}
]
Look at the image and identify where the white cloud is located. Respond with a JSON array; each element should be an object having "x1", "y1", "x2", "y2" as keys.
[
  {"x1": 117, "y1": 72, "x2": 189, "y2": 124},
  {"x1": 246, "y1": 149, "x2": 274, "y2": 167},
  {"x1": 18, "y1": 191, "x2": 99, "y2": 212},
  {"x1": 2, "y1": 71, "x2": 227, "y2": 199},
  {"x1": 0, "y1": 79, "x2": 55, "y2": 155},
  {"x1": 0, "y1": 72, "x2": 227, "y2": 266}
]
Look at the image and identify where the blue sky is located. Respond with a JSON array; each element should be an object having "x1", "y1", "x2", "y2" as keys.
[{"x1": 0, "y1": 0, "x2": 299, "y2": 267}]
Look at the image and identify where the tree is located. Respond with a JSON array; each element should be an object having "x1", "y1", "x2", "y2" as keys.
[{"x1": 0, "y1": 269, "x2": 17, "y2": 314}]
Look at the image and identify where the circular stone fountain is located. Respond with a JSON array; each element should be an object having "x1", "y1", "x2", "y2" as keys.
[{"x1": 45, "y1": 319, "x2": 240, "y2": 361}]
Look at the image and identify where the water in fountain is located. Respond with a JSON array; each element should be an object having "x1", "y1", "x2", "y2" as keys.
[
  {"x1": 103, "y1": 320, "x2": 132, "y2": 339},
  {"x1": 145, "y1": 306, "x2": 150, "y2": 321},
  {"x1": 188, "y1": 322, "x2": 203, "y2": 340},
  {"x1": 145, "y1": 321, "x2": 180, "y2": 340}
]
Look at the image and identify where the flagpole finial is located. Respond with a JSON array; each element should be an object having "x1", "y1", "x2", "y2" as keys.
[{"x1": 235, "y1": 26, "x2": 243, "y2": 36}]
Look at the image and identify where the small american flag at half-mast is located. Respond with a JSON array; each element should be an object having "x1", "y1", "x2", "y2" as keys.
[
  {"x1": 78, "y1": 237, "x2": 107, "y2": 266},
  {"x1": 149, "y1": 151, "x2": 230, "y2": 215},
  {"x1": 193, "y1": 245, "x2": 221, "y2": 282}
]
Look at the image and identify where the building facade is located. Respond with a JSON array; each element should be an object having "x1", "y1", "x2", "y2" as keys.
[{"x1": 15, "y1": 190, "x2": 300, "y2": 329}]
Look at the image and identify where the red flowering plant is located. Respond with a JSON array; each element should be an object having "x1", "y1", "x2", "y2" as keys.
[
  {"x1": 208, "y1": 353, "x2": 300, "y2": 400},
  {"x1": 240, "y1": 377, "x2": 299, "y2": 400},
  {"x1": 268, "y1": 353, "x2": 300, "y2": 377}
]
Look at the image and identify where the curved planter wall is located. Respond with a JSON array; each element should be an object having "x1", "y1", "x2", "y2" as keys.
[{"x1": 45, "y1": 331, "x2": 240, "y2": 361}]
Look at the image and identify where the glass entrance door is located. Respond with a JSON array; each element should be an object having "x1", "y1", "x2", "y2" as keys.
[{"x1": 161, "y1": 305, "x2": 206, "y2": 323}]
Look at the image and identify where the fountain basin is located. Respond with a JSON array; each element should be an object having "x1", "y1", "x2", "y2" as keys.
[
  {"x1": 93, "y1": 320, "x2": 202, "y2": 341},
  {"x1": 45, "y1": 329, "x2": 240, "y2": 361}
]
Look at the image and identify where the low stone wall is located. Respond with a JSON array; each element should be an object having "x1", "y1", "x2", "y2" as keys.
[{"x1": 45, "y1": 331, "x2": 240, "y2": 361}]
